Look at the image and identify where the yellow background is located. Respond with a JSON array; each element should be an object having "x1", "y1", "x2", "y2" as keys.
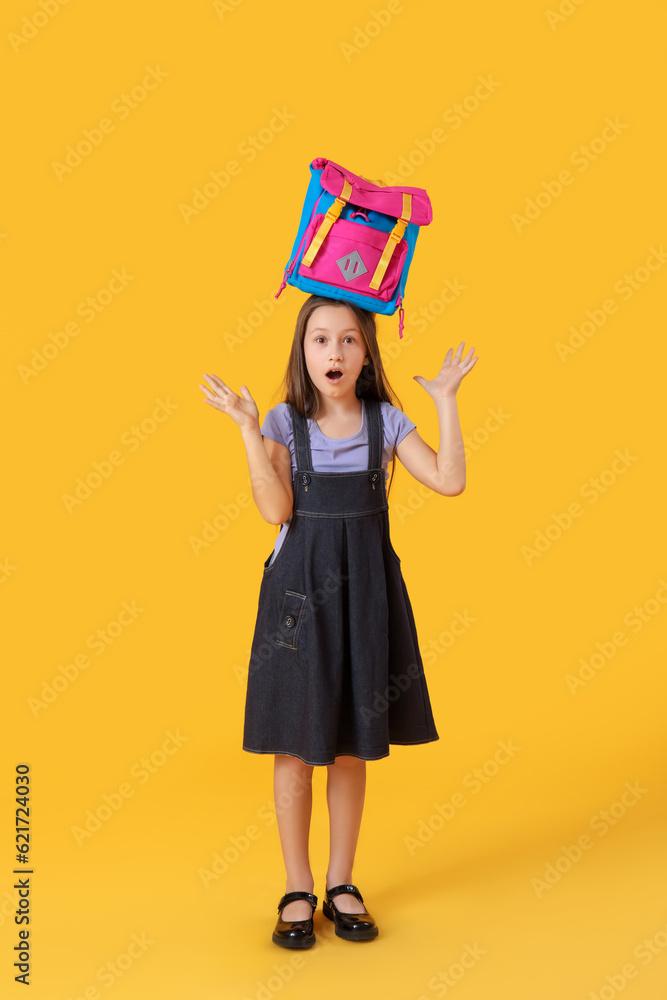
[{"x1": 2, "y1": 0, "x2": 666, "y2": 997}]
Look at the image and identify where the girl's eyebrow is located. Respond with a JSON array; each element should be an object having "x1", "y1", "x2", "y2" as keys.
[{"x1": 309, "y1": 328, "x2": 359, "y2": 334}]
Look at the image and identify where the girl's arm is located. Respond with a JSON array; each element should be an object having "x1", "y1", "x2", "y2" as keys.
[
  {"x1": 240, "y1": 425, "x2": 294, "y2": 525},
  {"x1": 395, "y1": 342, "x2": 479, "y2": 497},
  {"x1": 199, "y1": 374, "x2": 293, "y2": 525},
  {"x1": 396, "y1": 396, "x2": 466, "y2": 496}
]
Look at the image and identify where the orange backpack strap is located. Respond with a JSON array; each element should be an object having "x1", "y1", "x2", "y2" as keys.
[
  {"x1": 369, "y1": 192, "x2": 412, "y2": 291},
  {"x1": 301, "y1": 178, "x2": 352, "y2": 268}
]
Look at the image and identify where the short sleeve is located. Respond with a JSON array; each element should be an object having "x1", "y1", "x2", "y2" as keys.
[
  {"x1": 261, "y1": 404, "x2": 288, "y2": 447},
  {"x1": 381, "y1": 402, "x2": 416, "y2": 454}
]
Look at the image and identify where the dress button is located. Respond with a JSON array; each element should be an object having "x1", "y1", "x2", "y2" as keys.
[
  {"x1": 300, "y1": 474, "x2": 311, "y2": 485},
  {"x1": 369, "y1": 472, "x2": 379, "y2": 482},
  {"x1": 284, "y1": 615, "x2": 295, "y2": 627}
]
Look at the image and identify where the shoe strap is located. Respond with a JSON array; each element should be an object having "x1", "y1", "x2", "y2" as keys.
[
  {"x1": 326, "y1": 883, "x2": 364, "y2": 905},
  {"x1": 278, "y1": 890, "x2": 318, "y2": 912}
]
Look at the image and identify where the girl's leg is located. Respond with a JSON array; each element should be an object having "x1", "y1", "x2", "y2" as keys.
[
  {"x1": 274, "y1": 753, "x2": 316, "y2": 920},
  {"x1": 325, "y1": 755, "x2": 368, "y2": 914}
]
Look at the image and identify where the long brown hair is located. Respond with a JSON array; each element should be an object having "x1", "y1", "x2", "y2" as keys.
[{"x1": 272, "y1": 294, "x2": 406, "y2": 500}]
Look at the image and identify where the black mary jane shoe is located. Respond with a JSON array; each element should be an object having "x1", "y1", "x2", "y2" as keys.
[
  {"x1": 322, "y1": 883, "x2": 379, "y2": 941},
  {"x1": 272, "y1": 891, "x2": 318, "y2": 949}
]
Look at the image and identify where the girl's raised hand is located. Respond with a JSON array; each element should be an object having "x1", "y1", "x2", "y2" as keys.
[
  {"x1": 413, "y1": 342, "x2": 478, "y2": 400},
  {"x1": 199, "y1": 374, "x2": 259, "y2": 432}
]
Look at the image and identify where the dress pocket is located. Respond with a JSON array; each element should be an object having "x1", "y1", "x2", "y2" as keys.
[{"x1": 275, "y1": 590, "x2": 308, "y2": 650}]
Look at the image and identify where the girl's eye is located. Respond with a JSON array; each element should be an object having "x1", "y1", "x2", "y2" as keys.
[{"x1": 315, "y1": 336, "x2": 355, "y2": 343}]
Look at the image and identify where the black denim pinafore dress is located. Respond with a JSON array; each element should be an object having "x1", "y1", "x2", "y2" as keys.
[{"x1": 242, "y1": 398, "x2": 439, "y2": 767}]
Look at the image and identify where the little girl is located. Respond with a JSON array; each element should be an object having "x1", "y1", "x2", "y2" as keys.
[{"x1": 200, "y1": 293, "x2": 477, "y2": 948}]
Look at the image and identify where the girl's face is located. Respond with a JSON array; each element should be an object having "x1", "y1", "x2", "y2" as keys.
[{"x1": 303, "y1": 304, "x2": 369, "y2": 399}]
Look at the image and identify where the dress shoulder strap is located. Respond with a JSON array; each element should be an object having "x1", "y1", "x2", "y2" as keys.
[
  {"x1": 291, "y1": 402, "x2": 314, "y2": 471},
  {"x1": 365, "y1": 399, "x2": 383, "y2": 470}
]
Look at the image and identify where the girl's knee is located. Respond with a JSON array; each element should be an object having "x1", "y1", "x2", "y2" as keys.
[
  {"x1": 329, "y1": 755, "x2": 365, "y2": 769},
  {"x1": 275, "y1": 753, "x2": 314, "y2": 773}
]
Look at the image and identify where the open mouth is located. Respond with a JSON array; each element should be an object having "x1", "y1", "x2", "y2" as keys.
[{"x1": 325, "y1": 369, "x2": 344, "y2": 382}]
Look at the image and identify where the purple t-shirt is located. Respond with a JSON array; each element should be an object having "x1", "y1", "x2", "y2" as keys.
[{"x1": 260, "y1": 398, "x2": 416, "y2": 565}]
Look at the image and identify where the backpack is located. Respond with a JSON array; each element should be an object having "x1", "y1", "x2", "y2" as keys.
[{"x1": 274, "y1": 157, "x2": 433, "y2": 338}]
